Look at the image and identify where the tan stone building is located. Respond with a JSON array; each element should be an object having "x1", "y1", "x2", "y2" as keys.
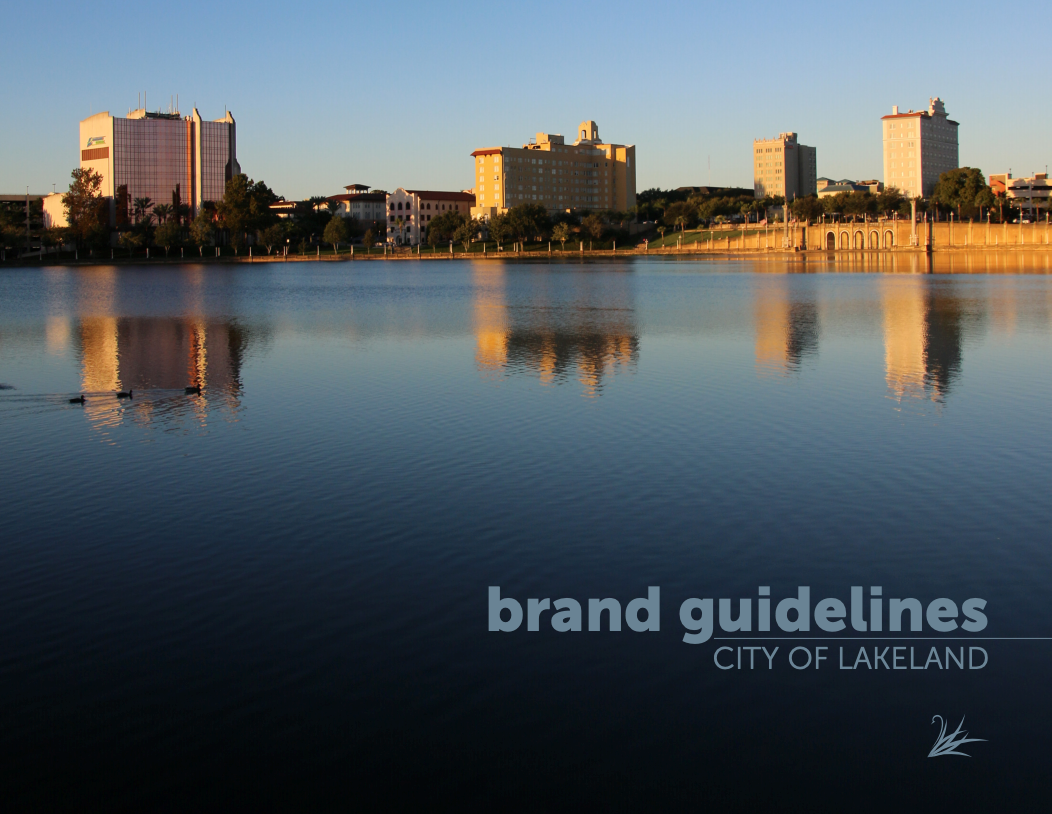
[
  {"x1": 470, "y1": 120, "x2": 635, "y2": 219},
  {"x1": 753, "y1": 132, "x2": 817, "y2": 200},
  {"x1": 386, "y1": 188, "x2": 476, "y2": 245},
  {"x1": 881, "y1": 97, "x2": 959, "y2": 199}
]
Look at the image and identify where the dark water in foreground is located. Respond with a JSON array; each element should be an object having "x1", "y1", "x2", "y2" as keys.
[{"x1": 2, "y1": 258, "x2": 1052, "y2": 811}]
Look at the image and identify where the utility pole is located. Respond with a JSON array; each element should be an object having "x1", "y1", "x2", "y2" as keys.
[{"x1": 25, "y1": 187, "x2": 31, "y2": 255}]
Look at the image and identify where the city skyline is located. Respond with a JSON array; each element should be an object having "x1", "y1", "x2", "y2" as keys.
[{"x1": 3, "y1": 0, "x2": 1049, "y2": 200}]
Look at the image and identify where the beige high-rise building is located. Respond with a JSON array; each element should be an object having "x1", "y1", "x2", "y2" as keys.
[
  {"x1": 881, "y1": 97, "x2": 959, "y2": 199},
  {"x1": 470, "y1": 120, "x2": 635, "y2": 218},
  {"x1": 753, "y1": 132, "x2": 817, "y2": 200}
]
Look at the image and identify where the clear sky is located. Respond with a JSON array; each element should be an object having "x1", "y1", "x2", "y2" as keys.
[{"x1": 3, "y1": 0, "x2": 1049, "y2": 200}]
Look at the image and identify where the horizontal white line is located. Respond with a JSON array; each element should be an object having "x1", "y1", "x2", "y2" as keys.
[{"x1": 713, "y1": 637, "x2": 1052, "y2": 641}]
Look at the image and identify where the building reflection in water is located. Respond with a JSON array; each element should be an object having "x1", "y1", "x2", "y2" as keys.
[
  {"x1": 66, "y1": 268, "x2": 261, "y2": 428},
  {"x1": 75, "y1": 317, "x2": 255, "y2": 425},
  {"x1": 754, "y1": 277, "x2": 819, "y2": 374},
  {"x1": 881, "y1": 277, "x2": 970, "y2": 403},
  {"x1": 473, "y1": 266, "x2": 638, "y2": 397}
]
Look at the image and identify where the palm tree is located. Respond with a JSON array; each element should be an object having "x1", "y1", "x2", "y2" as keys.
[
  {"x1": 152, "y1": 203, "x2": 172, "y2": 224},
  {"x1": 133, "y1": 197, "x2": 153, "y2": 224}
]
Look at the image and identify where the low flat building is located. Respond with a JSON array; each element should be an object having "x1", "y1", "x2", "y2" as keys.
[
  {"x1": 817, "y1": 179, "x2": 884, "y2": 198},
  {"x1": 990, "y1": 172, "x2": 1051, "y2": 217},
  {"x1": 41, "y1": 192, "x2": 68, "y2": 228},
  {"x1": 268, "y1": 200, "x2": 298, "y2": 219},
  {"x1": 328, "y1": 186, "x2": 387, "y2": 230},
  {"x1": 386, "y1": 188, "x2": 476, "y2": 245},
  {"x1": 470, "y1": 120, "x2": 636, "y2": 219},
  {"x1": 675, "y1": 186, "x2": 753, "y2": 198},
  {"x1": 753, "y1": 132, "x2": 817, "y2": 200}
]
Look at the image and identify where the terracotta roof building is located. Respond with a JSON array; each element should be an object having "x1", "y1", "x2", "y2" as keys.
[
  {"x1": 881, "y1": 97, "x2": 959, "y2": 199},
  {"x1": 469, "y1": 120, "x2": 635, "y2": 219},
  {"x1": 385, "y1": 188, "x2": 476, "y2": 245}
]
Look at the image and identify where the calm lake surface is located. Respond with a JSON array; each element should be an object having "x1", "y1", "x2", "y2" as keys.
[{"x1": 2, "y1": 256, "x2": 1052, "y2": 810}]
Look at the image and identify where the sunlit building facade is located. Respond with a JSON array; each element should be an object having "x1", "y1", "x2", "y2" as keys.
[
  {"x1": 470, "y1": 120, "x2": 636, "y2": 218},
  {"x1": 753, "y1": 133, "x2": 817, "y2": 200},
  {"x1": 881, "y1": 97, "x2": 958, "y2": 199},
  {"x1": 79, "y1": 107, "x2": 239, "y2": 222}
]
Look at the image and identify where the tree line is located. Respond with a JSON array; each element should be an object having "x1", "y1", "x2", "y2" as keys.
[
  {"x1": 49, "y1": 167, "x2": 390, "y2": 257},
  {"x1": 418, "y1": 203, "x2": 636, "y2": 251}
]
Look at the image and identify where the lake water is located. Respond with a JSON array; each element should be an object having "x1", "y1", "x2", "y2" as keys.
[{"x1": 2, "y1": 257, "x2": 1052, "y2": 810}]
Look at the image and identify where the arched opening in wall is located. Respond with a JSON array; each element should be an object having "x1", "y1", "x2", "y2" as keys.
[
  {"x1": 853, "y1": 231, "x2": 864, "y2": 250},
  {"x1": 840, "y1": 231, "x2": 849, "y2": 250},
  {"x1": 884, "y1": 230, "x2": 895, "y2": 248},
  {"x1": 870, "y1": 230, "x2": 879, "y2": 249},
  {"x1": 826, "y1": 231, "x2": 836, "y2": 250}
]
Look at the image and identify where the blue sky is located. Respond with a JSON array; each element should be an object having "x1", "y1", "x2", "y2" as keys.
[{"x1": 3, "y1": 0, "x2": 1049, "y2": 200}]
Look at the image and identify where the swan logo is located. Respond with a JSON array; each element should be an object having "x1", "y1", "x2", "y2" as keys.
[{"x1": 928, "y1": 715, "x2": 986, "y2": 757}]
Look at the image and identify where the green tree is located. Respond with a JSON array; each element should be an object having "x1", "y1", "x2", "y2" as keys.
[
  {"x1": 190, "y1": 208, "x2": 215, "y2": 254},
  {"x1": 217, "y1": 174, "x2": 280, "y2": 252},
  {"x1": 154, "y1": 221, "x2": 181, "y2": 255},
  {"x1": 663, "y1": 201, "x2": 695, "y2": 232},
  {"x1": 258, "y1": 223, "x2": 286, "y2": 254},
  {"x1": 119, "y1": 230, "x2": 145, "y2": 256},
  {"x1": 875, "y1": 188, "x2": 905, "y2": 217},
  {"x1": 488, "y1": 213, "x2": 511, "y2": 248},
  {"x1": 933, "y1": 167, "x2": 988, "y2": 219},
  {"x1": 362, "y1": 229, "x2": 375, "y2": 251},
  {"x1": 506, "y1": 203, "x2": 549, "y2": 244},
  {"x1": 454, "y1": 218, "x2": 480, "y2": 252},
  {"x1": 790, "y1": 195, "x2": 824, "y2": 223},
  {"x1": 62, "y1": 167, "x2": 109, "y2": 248},
  {"x1": 426, "y1": 210, "x2": 467, "y2": 244},
  {"x1": 842, "y1": 191, "x2": 875, "y2": 220},
  {"x1": 133, "y1": 196, "x2": 153, "y2": 224},
  {"x1": 152, "y1": 203, "x2": 172, "y2": 224},
  {"x1": 552, "y1": 221, "x2": 571, "y2": 250},
  {"x1": 974, "y1": 187, "x2": 996, "y2": 220},
  {"x1": 115, "y1": 185, "x2": 130, "y2": 227},
  {"x1": 323, "y1": 214, "x2": 348, "y2": 254},
  {"x1": 582, "y1": 213, "x2": 606, "y2": 240}
]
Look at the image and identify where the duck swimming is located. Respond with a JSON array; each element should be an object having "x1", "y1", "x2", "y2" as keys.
[
  {"x1": 185, "y1": 384, "x2": 202, "y2": 395},
  {"x1": 69, "y1": 394, "x2": 86, "y2": 404},
  {"x1": 116, "y1": 389, "x2": 133, "y2": 399}
]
